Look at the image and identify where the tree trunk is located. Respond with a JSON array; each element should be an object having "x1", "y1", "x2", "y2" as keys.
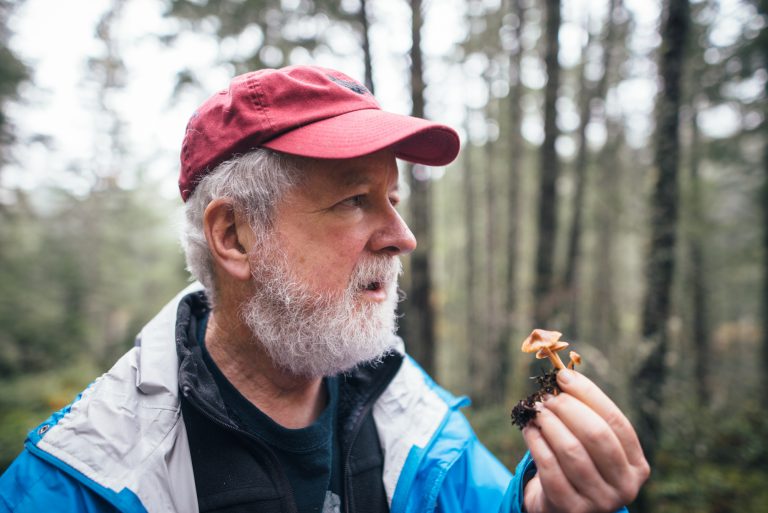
[
  {"x1": 759, "y1": 0, "x2": 768, "y2": 415},
  {"x1": 688, "y1": 108, "x2": 710, "y2": 408},
  {"x1": 632, "y1": 0, "x2": 690, "y2": 508},
  {"x1": 563, "y1": 0, "x2": 618, "y2": 337},
  {"x1": 405, "y1": 0, "x2": 436, "y2": 376},
  {"x1": 762, "y1": 91, "x2": 768, "y2": 412},
  {"x1": 500, "y1": 0, "x2": 526, "y2": 398},
  {"x1": 483, "y1": 113, "x2": 502, "y2": 405},
  {"x1": 463, "y1": 121, "x2": 481, "y2": 401},
  {"x1": 533, "y1": 0, "x2": 562, "y2": 331},
  {"x1": 562, "y1": 36, "x2": 591, "y2": 337},
  {"x1": 359, "y1": 0, "x2": 375, "y2": 95},
  {"x1": 591, "y1": 122, "x2": 621, "y2": 364}
]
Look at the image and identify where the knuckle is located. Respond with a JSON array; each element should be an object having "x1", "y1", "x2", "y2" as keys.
[
  {"x1": 594, "y1": 491, "x2": 622, "y2": 513},
  {"x1": 561, "y1": 439, "x2": 584, "y2": 460},
  {"x1": 617, "y1": 482, "x2": 639, "y2": 504},
  {"x1": 637, "y1": 460, "x2": 652, "y2": 482},
  {"x1": 603, "y1": 409, "x2": 628, "y2": 431},
  {"x1": 584, "y1": 423, "x2": 612, "y2": 447},
  {"x1": 535, "y1": 450, "x2": 558, "y2": 471}
]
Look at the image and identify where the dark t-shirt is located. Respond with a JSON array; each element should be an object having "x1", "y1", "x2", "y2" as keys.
[{"x1": 196, "y1": 314, "x2": 343, "y2": 513}]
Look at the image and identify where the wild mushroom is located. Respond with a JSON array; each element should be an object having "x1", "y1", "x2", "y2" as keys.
[
  {"x1": 567, "y1": 351, "x2": 582, "y2": 370},
  {"x1": 535, "y1": 340, "x2": 570, "y2": 361},
  {"x1": 512, "y1": 330, "x2": 586, "y2": 429},
  {"x1": 521, "y1": 329, "x2": 569, "y2": 370}
]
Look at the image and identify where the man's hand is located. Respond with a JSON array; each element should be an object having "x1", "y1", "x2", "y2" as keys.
[{"x1": 521, "y1": 369, "x2": 650, "y2": 513}]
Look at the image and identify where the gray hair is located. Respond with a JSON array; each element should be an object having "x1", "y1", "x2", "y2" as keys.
[{"x1": 181, "y1": 149, "x2": 302, "y2": 307}]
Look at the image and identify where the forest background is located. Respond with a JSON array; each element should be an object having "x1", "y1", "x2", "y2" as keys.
[{"x1": 0, "y1": 0, "x2": 766, "y2": 511}]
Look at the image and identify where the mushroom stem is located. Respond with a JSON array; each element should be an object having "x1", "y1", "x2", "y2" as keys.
[{"x1": 543, "y1": 347, "x2": 566, "y2": 370}]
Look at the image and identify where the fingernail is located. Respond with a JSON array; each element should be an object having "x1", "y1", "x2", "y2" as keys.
[{"x1": 558, "y1": 369, "x2": 575, "y2": 384}]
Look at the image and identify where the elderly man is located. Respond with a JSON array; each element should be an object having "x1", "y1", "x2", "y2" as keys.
[{"x1": 0, "y1": 65, "x2": 648, "y2": 513}]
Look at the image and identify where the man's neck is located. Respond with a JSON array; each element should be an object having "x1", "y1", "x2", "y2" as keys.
[{"x1": 204, "y1": 308, "x2": 327, "y2": 429}]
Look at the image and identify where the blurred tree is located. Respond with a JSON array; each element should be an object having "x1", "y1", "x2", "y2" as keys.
[
  {"x1": 459, "y1": 0, "x2": 511, "y2": 406},
  {"x1": 582, "y1": 0, "x2": 632, "y2": 383},
  {"x1": 359, "y1": 0, "x2": 374, "y2": 94},
  {"x1": 462, "y1": 115, "x2": 480, "y2": 397},
  {"x1": 670, "y1": 0, "x2": 764, "y2": 414},
  {"x1": 0, "y1": 186, "x2": 186, "y2": 375},
  {"x1": 685, "y1": 91, "x2": 711, "y2": 408},
  {"x1": 482, "y1": 93, "x2": 504, "y2": 404},
  {"x1": 747, "y1": 0, "x2": 768, "y2": 412},
  {"x1": 164, "y1": 0, "x2": 375, "y2": 88},
  {"x1": 562, "y1": 0, "x2": 621, "y2": 337},
  {"x1": 88, "y1": 0, "x2": 127, "y2": 191},
  {"x1": 0, "y1": 0, "x2": 29, "y2": 170},
  {"x1": 502, "y1": 0, "x2": 526, "y2": 377},
  {"x1": 403, "y1": 0, "x2": 436, "y2": 376},
  {"x1": 532, "y1": 0, "x2": 561, "y2": 332},
  {"x1": 762, "y1": 3, "x2": 768, "y2": 413},
  {"x1": 700, "y1": 0, "x2": 768, "y2": 412},
  {"x1": 632, "y1": 0, "x2": 690, "y2": 509},
  {"x1": 588, "y1": 110, "x2": 624, "y2": 374}
]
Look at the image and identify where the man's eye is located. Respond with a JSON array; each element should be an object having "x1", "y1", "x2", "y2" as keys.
[{"x1": 340, "y1": 195, "x2": 365, "y2": 207}]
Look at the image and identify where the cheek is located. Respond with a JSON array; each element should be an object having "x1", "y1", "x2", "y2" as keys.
[
  {"x1": 299, "y1": 232, "x2": 369, "y2": 287},
  {"x1": 324, "y1": 233, "x2": 369, "y2": 270}
]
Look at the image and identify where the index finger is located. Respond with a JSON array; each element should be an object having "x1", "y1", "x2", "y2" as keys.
[{"x1": 556, "y1": 369, "x2": 646, "y2": 467}]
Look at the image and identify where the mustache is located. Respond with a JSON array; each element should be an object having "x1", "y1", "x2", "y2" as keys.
[{"x1": 349, "y1": 256, "x2": 402, "y2": 292}]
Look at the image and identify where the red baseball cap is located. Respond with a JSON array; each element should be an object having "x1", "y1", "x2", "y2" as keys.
[{"x1": 179, "y1": 65, "x2": 460, "y2": 201}]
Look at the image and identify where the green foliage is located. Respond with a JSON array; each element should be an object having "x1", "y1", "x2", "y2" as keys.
[
  {"x1": 0, "y1": 360, "x2": 103, "y2": 472},
  {"x1": 0, "y1": 185, "x2": 187, "y2": 376},
  {"x1": 0, "y1": 0, "x2": 29, "y2": 157},
  {"x1": 0, "y1": 181, "x2": 188, "y2": 471},
  {"x1": 650, "y1": 402, "x2": 768, "y2": 513}
]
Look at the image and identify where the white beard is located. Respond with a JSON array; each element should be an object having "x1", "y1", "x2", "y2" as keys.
[{"x1": 241, "y1": 237, "x2": 402, "y2": 378}]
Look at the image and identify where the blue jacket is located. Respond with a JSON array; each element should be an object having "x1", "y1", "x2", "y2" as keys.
[{"x1": 0, "y1": 284, "x2": 592, "y2": 513}]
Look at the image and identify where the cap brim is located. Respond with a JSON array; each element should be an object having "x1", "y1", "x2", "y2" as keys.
[{"x1": 260, "y1": 108, "x2": 460, "y2": 166}]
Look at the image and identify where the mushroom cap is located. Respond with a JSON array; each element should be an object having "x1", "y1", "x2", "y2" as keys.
[
  {"x1": 569, "y1": 351, "x2": 582, "y2": 364},
  {"x1": 534, "y1": 341, "x2": 570, "y2": 359},
  {"x1": 521, "y1": 329, "x2": 564, "y2": 353}
]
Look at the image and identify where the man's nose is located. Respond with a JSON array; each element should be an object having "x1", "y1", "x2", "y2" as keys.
[{"x1": 370, "y1": 207, "x2": 417, "y2": 256}]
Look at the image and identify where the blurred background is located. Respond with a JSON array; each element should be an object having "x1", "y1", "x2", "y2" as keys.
[{"x1": 0, "y1": 0, "x2": 766, "y2": 511}]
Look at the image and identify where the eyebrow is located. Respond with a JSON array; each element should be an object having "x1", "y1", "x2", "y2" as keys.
[{"x1": 341, "y1": 171, "x2": 372, "y2": 188}]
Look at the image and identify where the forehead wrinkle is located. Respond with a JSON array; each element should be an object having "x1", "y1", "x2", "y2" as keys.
[{"x1": 338, "y1": 162, "x2": 400, "y2": 192}]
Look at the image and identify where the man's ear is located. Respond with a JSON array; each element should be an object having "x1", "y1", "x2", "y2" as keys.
[{"x1": 203, "y1": 198, "x2": 254, "y2": 282}]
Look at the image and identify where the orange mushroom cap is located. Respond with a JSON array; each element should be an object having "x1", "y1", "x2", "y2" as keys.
[
  {"x1": 534, "y1": 340, "x2": 570, "y2": 359},
  {"x1": 521, "y1": 329, "x2": 565, "y2": 353}
]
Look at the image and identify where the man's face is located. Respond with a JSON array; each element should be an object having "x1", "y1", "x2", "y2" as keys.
[{"x1": 241, "y1": 149, "x2": 417, "y2": 377}]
